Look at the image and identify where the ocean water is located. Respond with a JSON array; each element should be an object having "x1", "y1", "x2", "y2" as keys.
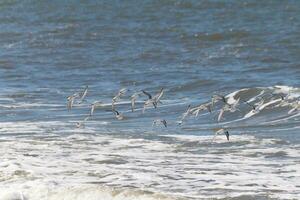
[{"x1": 0, "y1": 1, "x2": 300, "y2": 199}]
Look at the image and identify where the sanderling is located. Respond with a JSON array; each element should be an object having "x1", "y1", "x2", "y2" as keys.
[
  {"x1": 67, "y1": 93, "x2": 79, "y2": 111},
  {"x1": 76, "y1": 116, "x2": 90, "y2": 128},
  {"x1": 211, "y1": 94, "x2": 227, "y2": 109},
  {"x1": 190, "y1": 102, "x2": 212, "y2": 117},
  {"x1": 271, "y1": 93, "x2": 292, "y2": 108},
  {"x1": 142, "y1": 88, "x2": 164, "y2": 113},
  {"x1": 244, "y1": 98, "x2": 264, "y2": 113},
  {"x1": 142, "y1": 90, "x2": 157, "y2": 112},
  {"x1": 142, "y1": 90, "x2": 156, "y2": 108},
  {"x1": 112, "y1": 88, "x2": 127, "y2": 110},
  {"x1": 90, "y1": 101, "x2": 104, "y2": 116},
  {"x1": 217, "y1": 98, "x2": 240, "y2": 122},
  {"x1": 113, "y1": 109, "x2": 124, "y2": 120},
  {"x1": 213, "y1": 128, "x2": 230, "y2": 141},
  {"x1": 153, "y1": 119, "x2": 167, "y2": 127},
  {"x1": 178, "y1": 105, "x2": 192, "y2": 125}
]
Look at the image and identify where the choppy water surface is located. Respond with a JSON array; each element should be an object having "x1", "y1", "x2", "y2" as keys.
[{"x1": 1, "y1": 1, "x2": 300, "y2": 200}]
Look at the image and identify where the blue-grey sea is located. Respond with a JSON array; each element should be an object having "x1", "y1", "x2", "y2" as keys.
[{"x1": 0, "y1": 1, "x2": 300, "y2": 199}]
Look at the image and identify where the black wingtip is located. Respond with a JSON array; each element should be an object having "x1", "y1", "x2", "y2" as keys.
[
  {"x1": 142, "y1": 90, "x2": 152, "y2": 99},
  {"x1": 163, "y1": 120, "x2": 167, "y2": 128},
  {"x1": 225, "y1": 131, "x2": 229, "y2": 141}
]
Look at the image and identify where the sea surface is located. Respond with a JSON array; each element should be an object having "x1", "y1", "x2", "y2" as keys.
[{"x1": 0, "y1": 1, "x2": 300, "y2": 199}]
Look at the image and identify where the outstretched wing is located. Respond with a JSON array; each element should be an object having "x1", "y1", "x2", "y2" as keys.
[
  {"x1": 206, "y1": 104, "x2": 212, "y2": 113},
  {"x1": 162, "y1": 120, "x2": 167, "y2": 127},
  {"x1": 225, "y1": 131, "x2": 230, "y2": 141},
  {"x1": 154, "y1": 88, "x2": 164, "y2": 101},
  {"x1": 218, "y1": 109, "x2": 225, "y2": 122},
  {"x1": 67, "y1": 96, "x2": 74, "y2": 111},
  {"x1": 90, "y1": 104, "x2": 95, "y2": 116},
  {"x1": 113, "y1": 109, "x2": 120, "y2": 115},
  {"x1": 142, "y1": 90, "x2": 152, "y2": 99},
  {"x1": 181, "y1": 105, "x2": 191, "y2": 121},
  {"x1": 131, "y1": 97, "x2": 136, "y2": 112},
  {"x1": 118, "y1": 88, "x2": 127, "y2": 96},
  {"x1": 79, "y1": 85, "x2": 88, "y2": 103}
]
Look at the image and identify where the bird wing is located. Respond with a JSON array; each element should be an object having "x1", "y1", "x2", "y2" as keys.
[
  {"x1": 206, "y1": 104, "x2": 212, "y2": 113},
  {"x1": 90, "y1": 104, "x2": 95, "y2": 116},
  {"x1": 288, "y1": 107, "x2": 297, "y2": 114},
  {"x1": 154, "y1": 88, "x2": 164, "y2": 101},
  {"x1": 113, "y1": 110, "x2": 119, "y2": 115},
  {"x1": 218, "y1": 109, "x2": 225, "y2": 122},
  {"x1": 152, "y1": 101, "x2": 157, "y2": 108},
  {"x1": 194, "y1": 109, "x2": 200, "y2": 117},
  {"x1": 152, "y1": 120, "x2": 157, "y2": 126},
  {"x1": 233, "y1": 98, "x2": 240, "y2": 107},
  {"x1": 181, "y1": 112, "x2": 188, "y2": 121},
  {"x1": 215, "y1": 128, "x2": 224, "y2": 135},
  {"x1": 181, "y1": 105, "x2": 191, "y2": 121},
  {"x1": 211, "y1": 95, "x2": 223, "y2": 108},
  {"x1": 112, "y1": 95, "x2": 119, "y2": 102},
  {"x1": 142, "y1": 90, "x2": 152, "y2": 99},
  {"x1": 225, "y1": 131, "x2": 230, "y2": 141},
  {"x1": 79, "y1": 86, "x2": 88, "y2": 102},
  {"x1": 119, "y1": 88, "x2": 127, "y2": 96},
  {"x1": 181, "y1": 111, "x2": 189, "y2": 121},
  {"x1": 243, "y1": 100, "x2": 255, "y2": 109},
  {"x1": 131, "y1": 98, "x2": 136, "y2": 112},
  {"x1": 162, "y1": 120, "x2": 167, "y2": 127},
  {"x1": 67, "y1": 96, "x2": 74, "y2": 110}
]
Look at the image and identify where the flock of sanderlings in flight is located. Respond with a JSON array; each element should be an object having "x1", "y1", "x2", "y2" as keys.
[{"x1": 67, "y1": 86, "x2": 298, "y2": 141}]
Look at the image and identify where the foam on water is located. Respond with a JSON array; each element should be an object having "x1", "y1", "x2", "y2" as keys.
[
  {"x1": 0, "y1": 184, "x2": 179, "y2": 200},
  {"x1": 1, "y1": 86, "x2": 300, "y2": 199},
  {"x1": 0, "y1": 127, "x2": 300, "y2": 199}
]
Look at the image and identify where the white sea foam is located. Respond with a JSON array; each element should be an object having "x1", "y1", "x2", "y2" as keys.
[
  {"x1": 0, "y1": 184, "x2": 179, "y2": 200},
  {"x1": 0, "y1": 129, "x2": 299, "y2": 199},
  {"x1": 1, "y1": 86, "x2": 300, "y2": 199}
]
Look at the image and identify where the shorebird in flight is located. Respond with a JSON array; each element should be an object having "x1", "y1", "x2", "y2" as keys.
[
  {"x1": 113, "y1": 109, "x2": 124, "y2": 120},
  {"x1": 152, "y1": 119, "x2": 167, "y2": 128},
  {"x1": 243, "y1": 98, "x2": 264, "y2": 113},
  {"x1": 142, "y1": 88, "x2": 164, "y2": 113},
  {"x1": 212, "y1": 128, "x2": 230, "y2": 141},
  {"x1": 190, "y1": 102, "x2": 212, "y2": 117},
  {"x1": 67, "y1": 85, "x2": 88, "y2": 109},
  {"x1": 112, "y1": 88, "x2": 127, "y2": 110},
  {"x1": 217, "y1": 98, "x2": 240, "y2": 122},
  {"x1": 90, "y1": 101, "x2": 104, "y2": 116},
  {"x1": 67, "y1": 93, "x2": 79, "y2": 111},
  {"x1": 271, "y1": 93, "x2": 292, "y2": 108},
  {"x1": 178, "y1": 105, "x2": 192, "y2": 125},
  {"x1": 76, "y1": 116, "x2": 90, "y2": 128},
  {"x1": 211, "y1": 94, "x2": 227, "y2": 109}
]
